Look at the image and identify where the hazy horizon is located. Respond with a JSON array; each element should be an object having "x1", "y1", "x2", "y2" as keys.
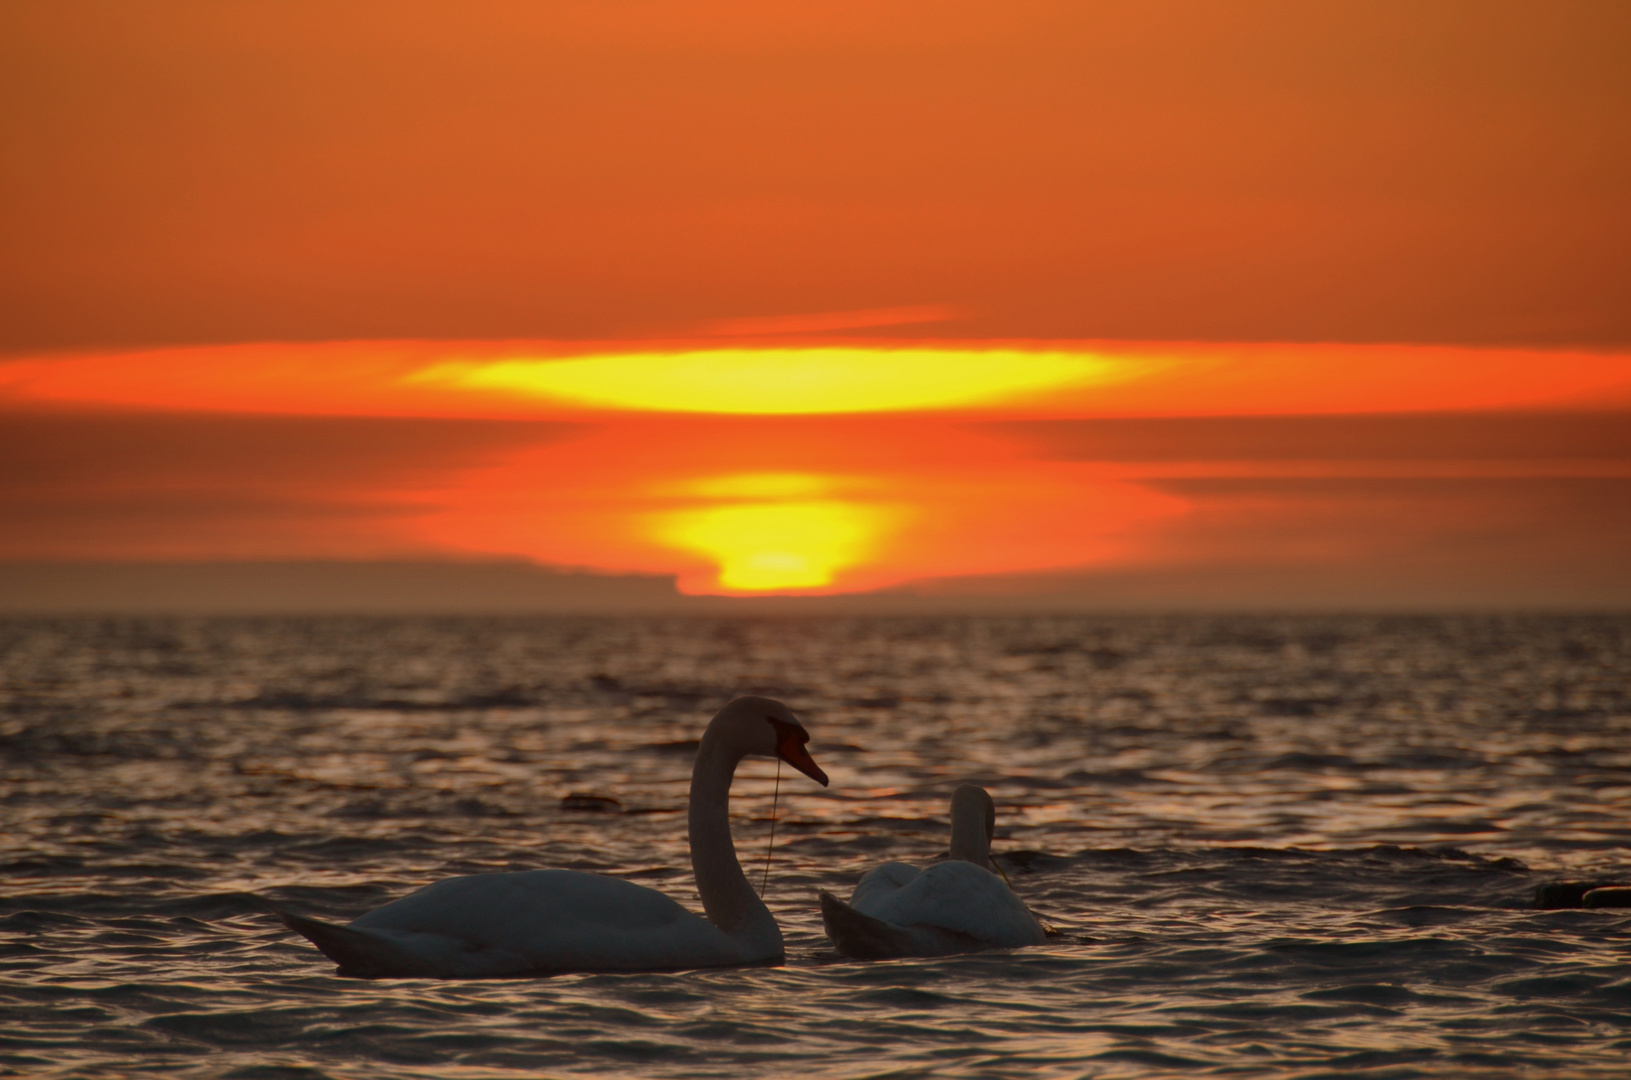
[{"x1": 3, "y1": 555, "x2": 1627, "y2": 615}]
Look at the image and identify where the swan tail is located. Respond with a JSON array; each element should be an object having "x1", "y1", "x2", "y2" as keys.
[
  {"x1": 819, "y1": 889, "x2": 925, "y2": 960},
  {"x1": 275, "y1": 909, "x2": 431, "y2": 978}
]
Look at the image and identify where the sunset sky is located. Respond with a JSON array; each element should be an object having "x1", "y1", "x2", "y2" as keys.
[{"x1": 3, "y1": 1, "x2": 1629, "y2": 608}]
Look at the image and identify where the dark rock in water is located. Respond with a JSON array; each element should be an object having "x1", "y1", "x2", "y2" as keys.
[
  {"x1": 452, "y1": 797, "x2": 518, "y2": 817},
  {"x1": 1583, "y1": 886, "x2": 1631, "y2": 909},
  {"x1": 1534, "y1": 881, "x2": 1607, "y2": 909},
  {"x1": 560, "y1": 793, "x2": 622, "y2": 813}
]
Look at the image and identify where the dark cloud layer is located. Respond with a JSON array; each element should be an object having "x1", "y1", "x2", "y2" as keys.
[
  {"x1": 0, "y1": 411, "x2": 583, "y2": 558},
  {"x1": 4, "y1": 409, "x2": 1627, "y2": 609},
  {"x1": 981, "y1": 412, "x2": 1631, "y2": 462}
]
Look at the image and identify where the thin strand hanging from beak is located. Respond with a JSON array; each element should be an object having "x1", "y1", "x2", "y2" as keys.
[{"x1": 760, "y1": 758, "x2": 781, "y2": 898}]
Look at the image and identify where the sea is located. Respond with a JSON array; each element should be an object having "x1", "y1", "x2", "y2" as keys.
[{"x1": 1, "y1": 614, "x2": 1628, "y2": 1079}]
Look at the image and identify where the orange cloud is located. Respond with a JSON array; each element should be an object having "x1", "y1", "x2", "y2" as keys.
[{"x1": 3, "y1": 341, "x2": 1629, "y2": 419}]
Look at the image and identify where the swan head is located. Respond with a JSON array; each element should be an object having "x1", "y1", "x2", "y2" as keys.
[
  {"x1": 949, "y1": 783, "x2": 995, "y2": 867},
  {"x1": 711, "y1": 696, "x2": 829, "y2": 787}
]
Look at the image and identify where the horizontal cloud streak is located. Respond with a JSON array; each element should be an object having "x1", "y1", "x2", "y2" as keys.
[
  {"x1": 3, "y1": 402, "x2": 1627, "y2": 603},
  {"x1": 3, "y1": 341, "x2": 1629, "y2": 417}
]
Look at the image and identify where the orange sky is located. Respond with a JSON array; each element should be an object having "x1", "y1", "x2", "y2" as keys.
[
  {"x1": 5, "y1": 1, "x2": 1630, "y2": 351},
  {"x1": 3, "y1": 2, "x2": 1630, "y2": 606}
]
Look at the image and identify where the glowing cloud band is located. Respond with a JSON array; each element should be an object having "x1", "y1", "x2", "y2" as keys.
[
  {"x1": 406, "y1": 348, "x2": 1136, "y2": 414},
  {"x1": 2, "y1": 341, "x2": 1628, "y2": 418}
]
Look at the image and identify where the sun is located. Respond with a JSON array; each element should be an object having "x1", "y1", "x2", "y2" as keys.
[{"x1": 650, "y1": 474, "x2": 902, "y2": 592}]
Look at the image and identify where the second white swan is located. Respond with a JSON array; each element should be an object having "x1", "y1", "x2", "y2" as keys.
[
  {"x1": 820, "y1": 784, "x2": 1047, "y2": 959},
  {"x1": 278, "y1": 696, "x2": 828, "y2": 977}
]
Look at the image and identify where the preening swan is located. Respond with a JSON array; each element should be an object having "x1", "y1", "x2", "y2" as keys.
[
  {"x1": 278, "y1": 697, "x2": 828, "y2": 977},
  {"x1": 820, "y1": 784, "x2": 1046, "y2": 959}
]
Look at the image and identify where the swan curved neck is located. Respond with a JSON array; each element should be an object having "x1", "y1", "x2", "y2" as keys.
[
  {"x1": 688, "y1": 726, "x2": 782, "y2": 959},
  {"x1": 949, "y1": 798, "x2": 992, "y2": 869}
]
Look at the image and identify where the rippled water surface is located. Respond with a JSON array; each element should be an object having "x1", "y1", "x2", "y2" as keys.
[{"x1": 2, "y1": 614, "x2": 1629, "y2": 1078}]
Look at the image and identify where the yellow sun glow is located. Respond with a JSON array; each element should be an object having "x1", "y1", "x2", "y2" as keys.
[
  {"x1": 408, "y1": 348, "x2": 1132, "y2": 414},
  {"x1": 653, "y1": 493, "x2": 900, "y2": 592}
]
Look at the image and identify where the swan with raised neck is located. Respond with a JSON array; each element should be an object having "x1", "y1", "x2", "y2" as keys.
[
  {"x1": 277, "y1": 696, "x2": 827, "y2": 977},
  {"x1": 820, "y1": 783, "x2": 1045, "y2": 959},
  {"x1": 688, "y1": 695, "x2": 824, "y2": 958},
  {"x1": 947, "y1": 783, "x2": 996, "y2": 869}
]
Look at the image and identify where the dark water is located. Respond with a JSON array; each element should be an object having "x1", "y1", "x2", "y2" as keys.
[{"x1": 2, "y1": 614, "x2": 1628, "y2": 1078}]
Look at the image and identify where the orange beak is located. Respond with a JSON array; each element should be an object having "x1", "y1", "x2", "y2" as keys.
[{"x1": 768, "y1": 718, "x2": 829, "y2": 787}]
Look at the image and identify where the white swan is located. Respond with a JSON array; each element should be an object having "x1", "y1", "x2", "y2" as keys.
[
  {"x1": 820, "y1": 784, "x2": 1046, "y2": 959},
  {"x1": 278, "y1": 697, "x2": 828, "y2": 977}
]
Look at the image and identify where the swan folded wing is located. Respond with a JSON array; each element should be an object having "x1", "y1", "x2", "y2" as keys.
[
  {"x1": 848, "y1": 861, "x2": 922, "y2": 911},
  {"x1": 865, "y1": 861, "x2": 1047, "y2": 948},
  {"x1": 277, "y1": 910, "x2": 520, "y2": 978},
  {"x1": 351, "y1": 870, "x2": 746, "y2": 974},
  {"x1": 819, "y1": 889, "x2": 978, "y2": 959}
]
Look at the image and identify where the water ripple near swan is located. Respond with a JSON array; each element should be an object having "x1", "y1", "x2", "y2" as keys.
[{"x1": 1, "y1": 614, "x2": 1628, "y2": 1077}]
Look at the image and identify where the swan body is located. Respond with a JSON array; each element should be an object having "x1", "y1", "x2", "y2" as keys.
[
  {"x1": 821, "y1": 784, "x2": 1046, "y2": 959},
  {"x1": 283, "y1": 871, "x2": 759, "y2": 978},
  {"x1": 278, "y1": 697, "x2": 828, "y2": 978}
]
